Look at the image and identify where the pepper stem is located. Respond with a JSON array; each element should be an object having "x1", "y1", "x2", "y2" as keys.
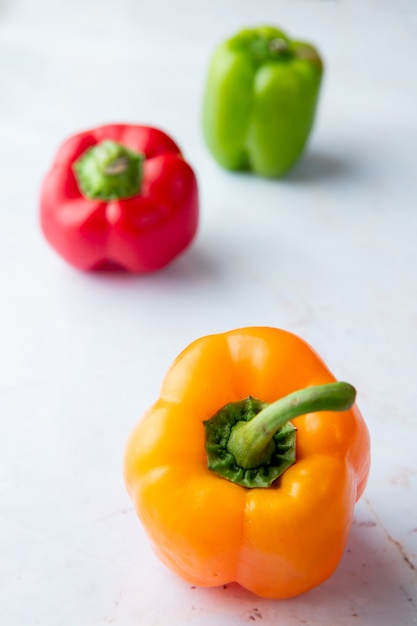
[
  {"x1": 73, "y1": 140, "x2": 144, "y2": 201},
  {"x1": 227, "y1": 382, "x2": 356, "y2": 469},
  {"x1": 269, "y1": 38, "x2": 290, "y2": 55}
]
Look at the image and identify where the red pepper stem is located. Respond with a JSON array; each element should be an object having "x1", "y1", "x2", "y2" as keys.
[
  {"x1": 73, "y1": 140, "x2": 145, "y2": 201},
  {"x1": 227, "y1": 382, "x2": 356, "y2": 470}
]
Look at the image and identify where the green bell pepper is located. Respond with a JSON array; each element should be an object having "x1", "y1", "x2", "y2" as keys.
[{"x1": 202, "y1": 26, "x2": 323, "y2": 177}]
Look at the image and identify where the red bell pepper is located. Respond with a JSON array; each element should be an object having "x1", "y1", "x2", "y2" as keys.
[{"x1": 39, "y1": 124, "x2": 199, "y2": 272}]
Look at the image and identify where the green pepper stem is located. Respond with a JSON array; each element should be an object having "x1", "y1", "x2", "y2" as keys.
[
  {"x1": 73, "y1": 140, "x2": 144, "y2": 201},
  {"x1": 269, "y1": 38, "x2": 290, "y2": 55},
  {"x1": 227, "y1": 382, "x2": 356, "y2": 469}
]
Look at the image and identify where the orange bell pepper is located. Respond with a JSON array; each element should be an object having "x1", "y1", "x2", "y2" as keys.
[{"x1": 124, "y1": 327, "x2": 371, "y2": 599}]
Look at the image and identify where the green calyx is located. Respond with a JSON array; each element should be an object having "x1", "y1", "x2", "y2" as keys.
[
  {"x1": 251, "y1": 35, "x2": 292, "y2": 62},
  {"x1": 204, "y1": 382, "x2": 356, "y2": 489},
  {"x1": 230, "y1": 27, "x2": 293, "y2": 64},
  {"x1": 204, "y1": 397, "x2": 296, "y2": 489},
  {"x1": 229, "y1": 26, "x2": 323, "y2": 71},
  {"x1": 73, "y1": 140, "x2": 145, "y2": 201}
]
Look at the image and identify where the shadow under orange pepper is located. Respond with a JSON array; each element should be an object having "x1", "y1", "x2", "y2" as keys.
[{"x1": 124, "y1": 326, "x2": 371, "y2": 599}]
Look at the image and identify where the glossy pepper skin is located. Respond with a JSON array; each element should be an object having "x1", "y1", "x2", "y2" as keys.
[
  {"x1": 40, "y1": 124, "x2": 198, "y2": 272},
  {"x1": 124, "y1": 327, "x2": 371, "y2": 599},
  {"x1": 202, "y1": 26, "x2": 323, "y2": 177}
]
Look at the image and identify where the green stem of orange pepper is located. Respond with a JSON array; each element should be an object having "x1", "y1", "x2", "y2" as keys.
[{"x1": 204, "y1": 381, "x2": 356, "y2": 488}]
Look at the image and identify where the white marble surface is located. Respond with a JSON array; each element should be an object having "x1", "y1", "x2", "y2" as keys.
[{"x1": 1, "y1": 0, "x2": 417, "y2": 623}]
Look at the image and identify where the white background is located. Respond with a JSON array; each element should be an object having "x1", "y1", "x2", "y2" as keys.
[{"x1": 1, "y1": 0, "x2": 417, "y2": 624}]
